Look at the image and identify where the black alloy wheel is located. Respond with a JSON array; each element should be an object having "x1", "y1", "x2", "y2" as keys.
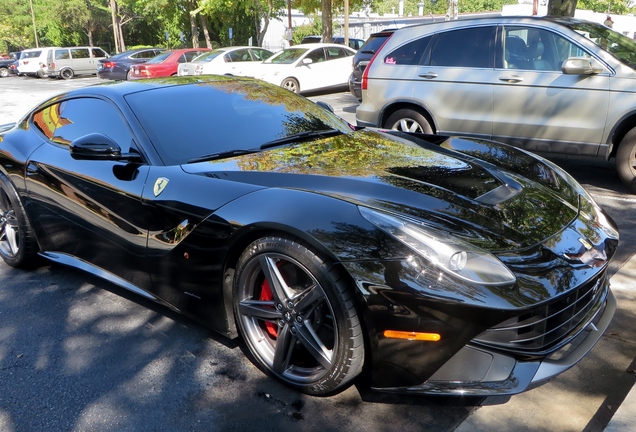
[
  {"x1": 60, "y1": 68, "x2": 74, "y2": 80},
  {"x1": 0, "y1": 174, "x2": 38, "y2": 268},
  {"x1": 233, "y1": 236, "x2": 364, "y2": 395}
]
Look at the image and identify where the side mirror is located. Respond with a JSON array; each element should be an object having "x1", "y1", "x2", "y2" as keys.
[
  {"x1": 301, "y1": 58, "x2": 313, "y2": 66},
  {"x1": 562, "y1": 57, "x2": 604, "y2": 75},
  {"x1": 69, "y1": 132, "x2": 144, "y2": 164},
  {"x1": 70, "y1": 133, "x2": 122, "y2": 160}
]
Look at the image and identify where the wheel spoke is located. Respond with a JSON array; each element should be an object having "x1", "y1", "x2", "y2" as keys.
[
  {"x1": 238, "y1": 299, "x2": 282, "y2": 321},
  {"x1": 259, "y1": 254, "x2": 290, "y2": 304},
  {"x1": 272, "y1": 324, "x2": 295, "y2": 374},
  {"x1": 295, "y1": 322, "x2": 333, "y2": 370},
  {"x1": 0, "y1": 190, "x2": 9, "y2": 212},
  {"x1": 4, "y1": 219, "x2": 18, "y2": 255},
  {"x1": 292, "y1": 283, "x2": 324, "y2": 315}
]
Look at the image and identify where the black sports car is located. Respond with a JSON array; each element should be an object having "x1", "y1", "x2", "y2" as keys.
[{"x1": 0, "y1": 76, "x2": 618, "y2": 396}]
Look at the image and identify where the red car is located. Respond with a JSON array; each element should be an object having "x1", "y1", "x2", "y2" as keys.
[{"x1": 128, "y1": 48, "x2": 211, "y2": 79}]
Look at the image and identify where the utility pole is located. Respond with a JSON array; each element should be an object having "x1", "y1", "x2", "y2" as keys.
[{"x1": 29, "y1": 0, "x2": 39, "y2": 48}]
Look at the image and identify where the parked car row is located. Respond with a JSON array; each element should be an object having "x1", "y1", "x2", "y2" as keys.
[{"x1": 355, "y1": 15, "x2": 636, "y2": 193}]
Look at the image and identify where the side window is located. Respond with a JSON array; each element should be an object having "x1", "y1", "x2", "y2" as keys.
[
  {"x1": 40, "y1": 98, "x2": 135, "y2": 149},
  {"x1": 55, "y1": 50, "x2": 69, "y2": 60},
  {"x1": 503, "y1": 27, "x2": 585, "y2": 71},
  {"x1": 326, "y1": 47, "x2": 348, "y2": 59},
  {"x1": 384, "y1": 36, "x2": 431, "y2": 65},
  {"x1": 306, "y1": 48, "x2": 326, "y2": 63},
  {"x1": 184, "y1": 51, "x2": 202, "y2": 62},
  {"x1": 251, "y1": 49, "x2": 272, "y2": 61},
  {"x1": 228, "y1": 49, "x2": 251, "y2": 62},
  {"x1": 32, "y1": 104, "x2": 63, "y2": 140},
  {"x1": 91, "y1": 48, "x2": 106, "y2": 58},
  {"x1": 430, "y1": 27, "x2": 494, "y2": 68},
  {"x1": 70, "y1": 49, "x2": 90, "y2": 59}
]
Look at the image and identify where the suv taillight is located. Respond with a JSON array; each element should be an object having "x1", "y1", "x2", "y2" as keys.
[{"x1": 361, "y1": 36, "x2": 391, "y2": 91}]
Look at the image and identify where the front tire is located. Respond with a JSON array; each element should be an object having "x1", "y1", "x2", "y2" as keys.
[
  {"x1": 233, "y1": 236, "x2": 364, "y2": 395},
  {"x1": 385, "y1": 109, "x2": 433, "y2": 134},
  {"x1": 281, "y1": 77, "x2": 300, "y2": 93},
  {"x1": 617, "y1": 127, "x2": 636, "y2": 193},
  {"x1": 0, "y1": 174, "x2": 39, "y2": 268}
]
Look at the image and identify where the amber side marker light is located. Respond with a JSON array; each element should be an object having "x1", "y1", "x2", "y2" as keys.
[{"x1": 383, "y1": 330, "x2": 441, "y2": 341}]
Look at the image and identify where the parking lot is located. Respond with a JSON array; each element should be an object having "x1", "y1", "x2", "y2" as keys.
[{"x1": 0, "y1": 75, "x2": 635, "y2": 431}]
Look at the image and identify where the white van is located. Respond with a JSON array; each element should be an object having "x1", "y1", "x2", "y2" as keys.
[
  {"x1": 18, "y1": 47, "x2": 60, "y2": 77},
  {"x1": 47, "y1": 47, "x2": 109, "y2": 79}
]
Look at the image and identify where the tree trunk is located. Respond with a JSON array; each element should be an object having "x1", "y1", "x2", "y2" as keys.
[
  {"x1": 190, "y1": 10, "x2": 199, "y2": 47},
  {"x1": 199, "y1": 15, "x2": 212, "y2": 48},
  {"x1": 322, "y1": 0, "x2": 332, "y2": 43},
  {"x1": 547, "y1": 0, "x2": 577, "y2": 16},
  {"x1": 109, "y1": 0, "x2": 119, "y2": 53}
]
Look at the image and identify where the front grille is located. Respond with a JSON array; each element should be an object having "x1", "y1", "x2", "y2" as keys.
[{"x1": 473, "y1": 271, "x2": 608, "y2": 355}]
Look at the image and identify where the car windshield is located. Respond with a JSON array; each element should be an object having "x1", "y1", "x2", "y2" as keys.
[
  {"x1": 124, "y1": 78, "x2": 352, "y2": 165},
  {"x1": 567, "y1": 20, "x2": 636, "y2": 70},
  {"x1": 266, "y1": 48, "x2": 307, "y2": 64},
  {"x1": 193, "y1": 50, "x2": 224, "y2": 63},
  {"x1": 147, "y1": 52, "x2": 172, "y2": 64}
]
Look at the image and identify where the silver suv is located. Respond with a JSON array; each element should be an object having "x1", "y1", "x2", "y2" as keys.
[{"x1": 356, "y1": 16, "x2": 636, "y2": 193}]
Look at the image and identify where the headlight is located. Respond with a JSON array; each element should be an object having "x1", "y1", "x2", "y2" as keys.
[{"x1": 359, "y1": 207, "x2": 517, "y2": 286}]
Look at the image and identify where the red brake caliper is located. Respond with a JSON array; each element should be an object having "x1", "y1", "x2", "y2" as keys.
[{"x1": 260, "y1": 279, "x2": 279, "y2": 338}]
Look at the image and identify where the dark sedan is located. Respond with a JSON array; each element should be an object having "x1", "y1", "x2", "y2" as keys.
[
  {"x1": 0, "y1": 76, "x2": 618, "y2": 396},
  {"x1": 97, "y1": 47, "x2": 166, "y2": 80}
]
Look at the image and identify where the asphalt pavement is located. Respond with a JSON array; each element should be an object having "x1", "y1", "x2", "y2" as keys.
[{"x1": 1, "y1": 75, "x2": 635, "y2": 431}]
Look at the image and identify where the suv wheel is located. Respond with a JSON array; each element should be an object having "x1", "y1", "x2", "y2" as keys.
[
  {"x1": 617, "y1": 127, "x2": 636, "y2": 193},
  {"x1": 385, "y1": 109, "x2": 433, "y2": 134}
]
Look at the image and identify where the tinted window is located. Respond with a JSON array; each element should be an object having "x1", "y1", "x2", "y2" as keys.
[
  {"x1": 23, "y1": 51, "x2": 42, "y2": 59},
  {"x1": 34, "y1": 98, "x2": 134, "y2": 149},
  {"x1": 55, "y1": 49, "x2": 70, "y2": 60},
  {"x1": 430, "y1": 27, "x2": 494, "y2": 68},
  {"x1": 306, "y1": 48, "x2": 326, "y2": 63},
  {"x1": 147, "y1": 52, "x2": 171, "y2": 64},
  {"x1": 125, "y1": 82, "x2": 351, "y2": 165},
  {"x1": 70, "y1": 48, "x2": 90, "y2": 59},
  {"x1": 361, "y1": 33, "x2": 393, "y2": 54},
  {"x1": 92, "y1": 48, "x2": 107, "y2": 58},
  {"x1": 196, "y1": 50, "x2": 224, "y2": 63},
  {"x1": 184, "y1": 51, "x2": 203, "y2": 62},
  {"x1": 384, "y1": 36, "x2": 431, "y2": 65}
]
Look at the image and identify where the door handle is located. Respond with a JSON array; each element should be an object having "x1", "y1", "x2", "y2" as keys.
[
  {"x1": 418, "y1": 72, "x2": 438, "y2": 79},
  {"x1": 499, "y1": 75, "x2": 524, "y2": 83}
]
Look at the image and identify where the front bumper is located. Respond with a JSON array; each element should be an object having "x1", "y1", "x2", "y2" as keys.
[{"x1": 373, "y1": 288, "x2": 616, "y2": 396}]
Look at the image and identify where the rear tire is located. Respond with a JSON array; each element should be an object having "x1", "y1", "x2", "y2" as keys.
[
  {"x1": 617, "y1": 127, "x2": 636, "y2": 193},
  {"x1": 233, "y1": 236, "x2": 364, "y2": 395},
  {"x1": 0, "y1": 173, "x2": 39, "y2": 268},
  {"x1": 0, "y1": 67, "x2": 8, "y2": 78},
  {"x1": 385, "y1": 109, "x2": 433, "y2": 134},
  {"x1": 60, "y1": 68, "x2": 74, "y2": 80}
]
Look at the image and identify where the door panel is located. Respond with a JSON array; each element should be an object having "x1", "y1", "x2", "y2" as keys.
[{"x1": 492, "y1": 26, "x2": 610, "y2": 155}]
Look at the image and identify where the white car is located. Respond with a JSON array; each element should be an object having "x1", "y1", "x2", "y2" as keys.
[
  {"x1": 18, "y1": 47, "x2": 60, "y2": 77},
  {"x1": 256, "y1": 43, "x2": 356, "y2": 93},
  {"x1": 177, "y1": 46, "x2": 274, "y2": 77}
]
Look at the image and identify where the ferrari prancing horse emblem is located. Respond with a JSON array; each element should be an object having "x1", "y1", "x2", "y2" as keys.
[{"x1": 154, "y1": 177, "x2": 169, "y2": 197}]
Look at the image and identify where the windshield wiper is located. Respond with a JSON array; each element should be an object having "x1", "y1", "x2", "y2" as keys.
[
  {"x1": 260, "y1": 129, "x2": 343, "y2": 149},
  {"x1": 187, "y1": 149, "x2": 260, "y2": 164}
]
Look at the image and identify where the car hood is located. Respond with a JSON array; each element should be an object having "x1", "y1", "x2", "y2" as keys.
[{"x1": 183, "y1": 129, "x2": 580, "y2": 251}]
